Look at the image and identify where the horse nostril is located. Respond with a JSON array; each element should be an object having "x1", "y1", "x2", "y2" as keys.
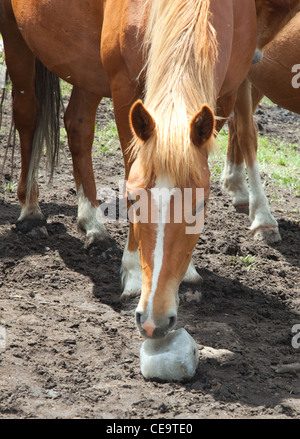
[
  {"x1": 168, "y1": 315, "x2": 177, "y2": 330},
  {"x1": 136, "y1": 311, "x2": 157, "y2": 338}
]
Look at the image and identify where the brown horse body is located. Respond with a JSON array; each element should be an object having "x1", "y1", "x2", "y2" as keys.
[
  {"x1": 0, "y1": 0, "x2": 298, "y2": 337},
  {"x1": 250, "y1": 10, "x2": 300, "y2": 113},
  {"x1": 224, "y1": 10, "x2": 300, "y2": 243}
]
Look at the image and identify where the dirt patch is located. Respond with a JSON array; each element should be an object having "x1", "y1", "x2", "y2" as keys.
[
  {"x1": 0, "y1": 97, "x2": 300, "y2": 419},
  {"x1": 255, "y1": 102, "x2": 300, "y2": 145}
]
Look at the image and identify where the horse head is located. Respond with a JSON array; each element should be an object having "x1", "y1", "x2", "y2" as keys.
[{"x1": 127, "y1": 100, "x2": 214, "y2": 338}]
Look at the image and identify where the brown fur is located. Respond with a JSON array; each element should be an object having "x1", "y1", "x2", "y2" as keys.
[{"x1": 255, "y1": 0, "x2": 300, "y2": 48}]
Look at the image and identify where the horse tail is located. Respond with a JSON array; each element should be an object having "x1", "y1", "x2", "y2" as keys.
[{"x1": 27, "y1": 58, "x2": 61, "y2": 200}]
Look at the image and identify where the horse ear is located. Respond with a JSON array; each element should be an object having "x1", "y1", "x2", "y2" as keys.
[
  {"x1": 130, "y1": 100, "x2": 156, "y2": 142},
  {"x1": 190, "y1": 105, "x2": 215, "y2": 148}
]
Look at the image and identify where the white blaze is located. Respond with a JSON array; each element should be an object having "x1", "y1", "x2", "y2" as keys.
[{"x1": 143, "y1": 176, "x2": 173, "y2": 317}]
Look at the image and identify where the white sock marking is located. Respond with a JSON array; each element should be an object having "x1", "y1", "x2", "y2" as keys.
[
  {"x1": 77, "y1": 185, "x2": 107, "y2": 237},
  {"x1": 223, "y1": 160, "x2": 249, "y2": 207},
  {"x1": 121, "y1": 234, "x2": 142, "y2": 296},
  {"x1": 247, "y1": 161, "x2": 278, "y2": 230}
]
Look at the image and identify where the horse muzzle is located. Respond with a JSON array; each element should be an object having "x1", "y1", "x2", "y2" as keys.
[{"x1": 136, "y1": 309, "x2": 177, "y2": 339}]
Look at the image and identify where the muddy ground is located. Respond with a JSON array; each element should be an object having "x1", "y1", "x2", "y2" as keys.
[{"x1": 0, "y1": 93, "x2": 299, "y2": 419}]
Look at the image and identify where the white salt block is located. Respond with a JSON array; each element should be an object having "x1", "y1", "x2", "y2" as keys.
[{"x1": 140, "y1": 328, "x2": 199, "y2": 382}]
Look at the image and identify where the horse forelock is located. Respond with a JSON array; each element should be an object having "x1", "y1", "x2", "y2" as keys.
[
  {"x1": 131, "y1": 0, "x2": 218, "y2": 189},
  {"x1": 129, "y1": 122, "x2": 216, "y2": 190}
]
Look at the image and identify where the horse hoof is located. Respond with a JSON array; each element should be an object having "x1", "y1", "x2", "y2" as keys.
[
  {"x1": 234, "y1": 204, "x2": 249, "y2": 215},
  {"x1": 253, "y1": 226, "x2": 281, "y2": 243},
  {"x1": 120, "y1": 288, "x2": 141, "y2": 302},
  {"x1": 16, "y1": 217, "x2": 47, "y2": 235},
  {"x1": 120, "y1": 268, "x2": 141, "y2": 300},
  {"x1": 84, "y1": 232, "x2": 114, "y2": 252}
]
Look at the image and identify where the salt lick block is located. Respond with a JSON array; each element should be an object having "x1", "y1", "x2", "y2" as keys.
[{"x1": 140, "y1": 328, "x2": 199, "y2": 382}]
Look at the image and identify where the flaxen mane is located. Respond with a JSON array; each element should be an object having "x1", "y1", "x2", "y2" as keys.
[{"x1": 131, "y1": 0, "x2": 218, "y2": 188}]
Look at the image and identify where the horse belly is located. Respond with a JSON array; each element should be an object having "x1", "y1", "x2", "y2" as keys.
[
  {"x1": 248, "y1": 12, "x2": 300, "y2": 114},
  {"x1": 216, "y1": 0, "x2": 257, "y2": 98},
  {"x1": 11, "y1": 0, "x2": 111, "y2": 96}
]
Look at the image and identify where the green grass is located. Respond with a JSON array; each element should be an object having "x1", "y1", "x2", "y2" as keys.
[
  {"x1": 93, "y1": 119, "x2": 119, "y2": 156},
  {"x1": 230, "y1": 254, "x2": 256, "y2": 272},
  {"x1": 210, "y1": 129, "x2": 300, "y2": 194},
  {"x1": 208, "y1": 129, "x2": 227, "y2": 181},
  {"x1": 261, "y1": 96, "x2": 275, "y2": 107},
  {"x1": 60, "y1": 79, "x2": 72, "y2": 100},
  {"x1": 239, "y1": 254, "x2": 256, "y2": 271},
  {"x1": 257, "y1": 137, "x2": 300, "y2": 193},
  {"x1": 3, "y1": 181, "x2": 17, "y2": 193}
]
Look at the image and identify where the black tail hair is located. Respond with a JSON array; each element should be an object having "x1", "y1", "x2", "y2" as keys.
[{"x1": 27, "y1": 59, "x2": 62, "y2": 200}]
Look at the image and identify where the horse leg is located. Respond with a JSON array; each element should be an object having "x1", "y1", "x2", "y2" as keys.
[
  {"x1": 120, "y1": 225, "x2": 142, "y2": 299},
  {"x1": 63, "y1": 86, "x2": 111, "y2": 249},
  {"x1": 182, "y1": 259, "x2": 202, "y2": 283},
  {"x1": 229, "y1": 78, "x2": 281, "y2": 242},
  {"x1": 1, "y1": 20, "x2": 45, "y2": 231},
  {"x1": 107, "y1": 75, "x2": 145, "y2": 298},
  {"x1": 217, "y1": 91, "x2": 250, "y2": 213},
  {"x1": 223, "y1": 115, "x2": 250, "y2": 214}
]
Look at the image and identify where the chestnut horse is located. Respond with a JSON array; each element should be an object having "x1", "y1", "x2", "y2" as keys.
[
  {"x1": 223, "y1": 10, "x2": 300, "y2": 243},
  {"x1": 0, "y1": 0, "x2": 298, "y2": 338}
]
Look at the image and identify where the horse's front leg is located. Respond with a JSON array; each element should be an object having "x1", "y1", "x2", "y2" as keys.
[
  {"x1": 64, "y1": 86, "x2": 111, "y2": 249},
  {"x1": 107, "y1": 74, "x2": 143, "y2": 298},
  {"x1": 120, "y1": 224, "x2": 142, "y2": 299}
]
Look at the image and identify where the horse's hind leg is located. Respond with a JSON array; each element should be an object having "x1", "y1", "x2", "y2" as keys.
[
  {"x1": 1, "y1": 18, "x2": 45, "y2": 232},
  {"x1": 64, "y1": 86, "x2": 111, "y2": 249},
  {"x1": 226, "y1": 79, "x2": 281, "y2": 243},
  {"x1": 220, "y1": 90, "x2": 250, "y2": 213},
  {"x1": 223, "y1": 116, "x2": 250, "y2": 214}
]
